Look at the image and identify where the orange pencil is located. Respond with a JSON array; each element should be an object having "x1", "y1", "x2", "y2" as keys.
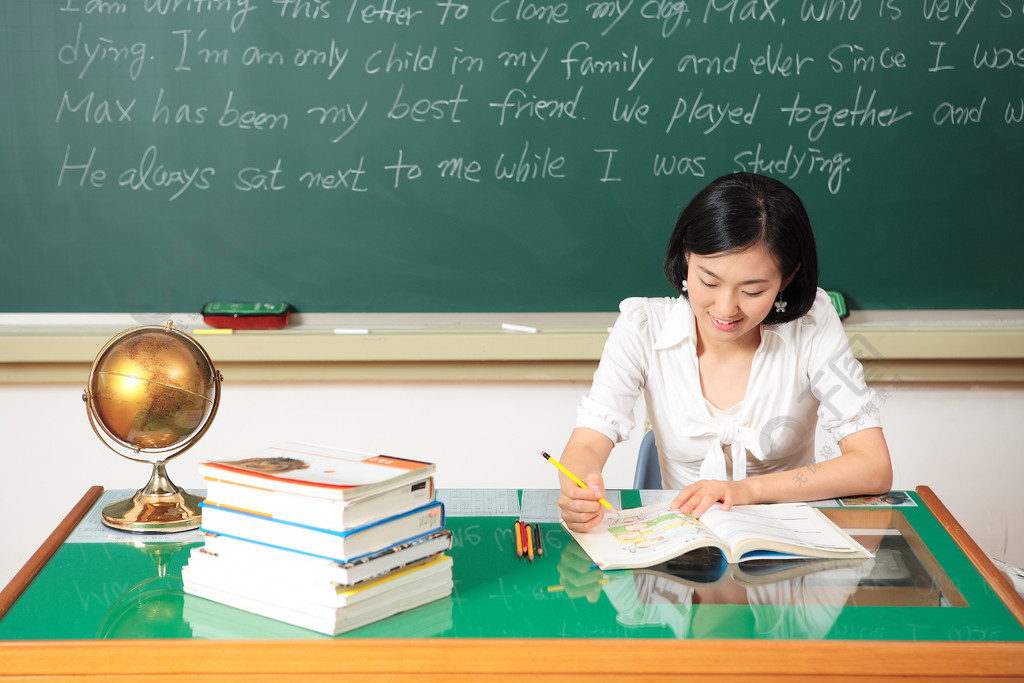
[
  {"x1": 526, "y1": 522, "x2": 535, "y2": 561},
  {"x1": 514, "y1": 520, "x2": 523, "y2": 557}
]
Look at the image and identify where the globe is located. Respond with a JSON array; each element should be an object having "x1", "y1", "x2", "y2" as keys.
[{"x1": 84, "y1": 323, "x2": 222, "y2": 532}]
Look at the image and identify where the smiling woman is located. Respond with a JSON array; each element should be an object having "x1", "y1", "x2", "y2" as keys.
[
  {"x1": 663, "y1": 171, "x2": 818, "y2": 328},
  {"x1": 556, "y1": 172, "x2": 893, "y2": 532},
  {"x1": 686, "y1": 248, "x2": 786, "y2": 346}
]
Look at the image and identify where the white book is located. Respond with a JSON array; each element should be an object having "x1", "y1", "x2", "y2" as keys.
[
  {"x1": 198, "y1": 442, "x2": 435, "y2": 502},
  {"x1": 199, "y1": 529, "x2": 452, "y2": 586},
  {"x1": 566, "y1": 502, "x2": 872, "y2": 570},
  {"x1": 204, "y1": 475, "x2": 435, "y2": 531},
  {"x1": 200, "y1": 499, "x2": 445, "y2": 562},
  {"x1": 183, "y1": 568, "x2": 453, "y2": 636},
  {"x1": 182, "y1": 553, "x2": 453, "y2": 608}
]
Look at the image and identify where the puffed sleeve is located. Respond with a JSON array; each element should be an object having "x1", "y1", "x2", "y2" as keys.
[
  {"x1": 801, "y1": 290, "x2": 883, "y2": 442},
  {"x1": 575, "y1": 298, "x2": 653, "y2": 444}
]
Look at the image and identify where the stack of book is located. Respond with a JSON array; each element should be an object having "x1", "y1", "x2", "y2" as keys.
[{"x1": 181, "y1": 442, "x2": 452, "y2": 636}]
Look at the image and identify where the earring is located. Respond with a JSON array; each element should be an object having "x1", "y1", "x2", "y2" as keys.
[
  {"x1": 681, "y1": 279, "x2": 688, "y2": 293},
  {"x1": 774, "y1": 290, "x2": 788, "y2": 313}
]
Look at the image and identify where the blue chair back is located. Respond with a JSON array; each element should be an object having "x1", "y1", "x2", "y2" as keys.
[{"x1": 632, "y1": 430, "x2": 662, "y2": 489}]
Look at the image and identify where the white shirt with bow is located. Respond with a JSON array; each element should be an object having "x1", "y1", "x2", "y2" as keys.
[{"x1": 576, "y1": 289, "x2": 881, "y2": 490}]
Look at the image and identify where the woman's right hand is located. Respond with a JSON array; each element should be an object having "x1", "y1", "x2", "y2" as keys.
[
  {"x1": 557, "y1": 471, "x2": 608, "y2": 532},
  {"x1": 553, "y1": 427, "x2": 615, "y2": 531}
]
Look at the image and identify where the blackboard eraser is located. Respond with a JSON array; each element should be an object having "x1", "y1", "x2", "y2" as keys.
[{"x1": 202, "y1": 301, "x2": 292, "y2": 329}]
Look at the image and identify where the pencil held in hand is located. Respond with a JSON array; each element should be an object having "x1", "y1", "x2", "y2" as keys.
[{"x1": 541, "y1": 451, "x2": 617, "y2": 514}]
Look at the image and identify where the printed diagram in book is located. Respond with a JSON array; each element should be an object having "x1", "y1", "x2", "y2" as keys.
[{"x1": 605, "y1": 508, "x2": 716, "y2": 554}]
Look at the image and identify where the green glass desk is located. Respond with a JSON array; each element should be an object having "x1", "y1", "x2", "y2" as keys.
[{"x1": 1, "y1": 486, "x2": 1022, "y2": 681}]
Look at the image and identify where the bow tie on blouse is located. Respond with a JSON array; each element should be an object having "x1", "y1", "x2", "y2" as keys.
[{"x1": 682, "y1": 415, "x2": 766, "y2": 481}]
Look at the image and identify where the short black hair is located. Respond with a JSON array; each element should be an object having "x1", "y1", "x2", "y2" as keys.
[{"x1": 663, "y1": 172, "x2": 819, "y2": 325}]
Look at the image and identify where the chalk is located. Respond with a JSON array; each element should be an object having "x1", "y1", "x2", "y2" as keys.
[
  {"x1": 194, "y1": 328, "x2": 234, "y2": 335},
  {"x1": 333, "y1": 328, "x2": 369, "y2": 335},
  {"x1": 501, "y1": 323, "x2": 537, "y2": 334}
]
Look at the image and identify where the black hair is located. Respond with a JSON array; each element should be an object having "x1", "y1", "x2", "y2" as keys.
[{"x1": 663, "y1": 172, "x2": 819, "y2": 325}]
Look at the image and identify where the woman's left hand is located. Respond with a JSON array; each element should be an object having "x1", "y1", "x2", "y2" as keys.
[{"x1": 670, "y1": 479, "x2": 753, "y2": 518}]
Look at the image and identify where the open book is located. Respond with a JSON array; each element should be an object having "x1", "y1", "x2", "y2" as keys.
[{"x1": 564, "y1": 501, "x2": 872, "y2": 570}]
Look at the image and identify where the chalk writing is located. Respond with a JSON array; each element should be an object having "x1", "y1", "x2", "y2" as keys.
[
  {"x1": 39, "y1": 0, "x2": 1019, "y2": 212},
  {"x1": 57, "y1": 90, "x2": 136, "y2": 124},
  {"x1": 118, "y1": 145, "x2": 216, "y2": 201},
  {"x1": 38, "y1": 0, "x2": 1021, "y2": 208},
  {"x1": 347, "y1": 0, "x2": 423, "y2": 25},
  {"x1": 705, "y1": 0, "x2": 784, "y2": 25},
  {"x1": 218, "y1": 91, "x2": 289, "y2": 130},
  {"x1": 59, "y1": 23, "x2": 148, "y2": 80},
  {"x1": 299, "y1": 159, "x2": 369, "y2": 191},
  {"x1": 922, "y1": 0, "x2": 977, "y2": 36},
  {"x1": 143, "y1": 0, "x2": 257, "y2": 33},
  {"x1": 827, "y1": 44, "x2": 907, "y2": 73},
  {"x1": 235, "y1": 160, "x2": 286, "y2": 191},
  {"x1": 498, "y1": 48, "x2": 547, "y2": 83},
  {"x1": 733, "y1": 143, "x2": 852, "y2": 194},
  {"x1": 490, "y1": 1, "x2": 571, "y2": 25},
  {"x1": 8, "y1": 0, "x2": 1021, "y2": 315},
  {"x1": 780, "y1": 87, "x2": 912, "y2": 141},
  {"x1": 306, "y1": 101, "x2": 368, "y2": 141},
  {"x1": 750, "y1": 43, "x2": 814, "y2": 76},
  {"x1": 494, "y1": 141, "x2": 566, "y2": 181},
  {"x1": 561, "y1": 42, "x2": 653, "y2": 91},
  {"x1": 933, "y1": 97, "x2": 986, "y2": 125},
  {"x1": 489, "y1": 86, "x2": 583, "y2": 126},
  {"x1": 666, "y1": 91, "x2": 761, "y2": 135}
]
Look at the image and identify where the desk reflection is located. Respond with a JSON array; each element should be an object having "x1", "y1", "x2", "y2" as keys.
[{"x1": 555, "y1": 510, "x2": 950, "y2": 640}]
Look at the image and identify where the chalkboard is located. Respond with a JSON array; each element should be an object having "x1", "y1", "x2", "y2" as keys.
[{"x1": 2, "y1": 0, "x2": 1022, "y2": 313}]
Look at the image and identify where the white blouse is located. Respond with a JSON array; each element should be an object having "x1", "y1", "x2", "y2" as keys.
[{"x1": 576, "y1": 288, "x2": 881, "y2": 490}]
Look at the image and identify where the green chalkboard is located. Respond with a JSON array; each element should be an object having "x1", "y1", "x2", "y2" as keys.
[{"x1": 2, "y1": 1, "x2": 1022, "y2": 312}]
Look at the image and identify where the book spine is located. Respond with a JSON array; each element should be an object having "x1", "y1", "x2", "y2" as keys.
[
  {"x1": 199, "y1": 500, "x2": 445, "y2": 562},
  {"x1": 204, "y1": 477, "x2": 435, "y2": 531}
]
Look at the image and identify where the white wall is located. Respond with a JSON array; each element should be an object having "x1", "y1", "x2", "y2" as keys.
[{"x1": 2, "y1": 380, "x2": 1022, "y2": 591}]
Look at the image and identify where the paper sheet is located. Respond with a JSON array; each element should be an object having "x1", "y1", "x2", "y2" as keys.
[{"x1": 436, "y1": 488, "x2": 521, "y2": 517}]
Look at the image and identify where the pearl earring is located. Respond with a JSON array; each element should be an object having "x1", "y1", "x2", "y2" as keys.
[
  {"x1": 682, "y1": 280, "x2": 688, "y2": 292},
  {"x1": 774, "y1": 290, "x2": 788, "y2": 313}
]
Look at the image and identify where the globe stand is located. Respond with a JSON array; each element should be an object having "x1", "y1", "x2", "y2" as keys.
[
  {"x1": 84, "y1": 323, "x2": 222, "y2": 535},
  {"x1": 101, "y1": 460, "x2": 204, "y2": 533}
]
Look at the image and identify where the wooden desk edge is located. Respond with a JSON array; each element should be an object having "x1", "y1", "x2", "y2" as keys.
[
  {"x1": 0, "y1": 485, "x2": 102, "y2": 619},
  {"x1": 1, "y1": 638, "x2": 1023, "y2": 680},
  {"x1": 917, "y1": 485, "x2": 1024, "y2": 628}
]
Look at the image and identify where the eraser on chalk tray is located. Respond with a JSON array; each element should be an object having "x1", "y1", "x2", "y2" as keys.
[{"x1": 202, "y1": 301, "x2": 292, "y2": 330}]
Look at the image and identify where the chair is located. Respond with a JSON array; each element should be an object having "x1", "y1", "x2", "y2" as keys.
[{"x1": 632, "y1": 430, "x2": 662, "y2": 489}]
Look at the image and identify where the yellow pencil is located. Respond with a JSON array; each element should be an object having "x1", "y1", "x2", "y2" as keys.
[
  {"x1": 525, "y1": 522, "x2": 535, "y2": 561},
  {"x1": 541, "y1": 451, "x2": 617, "y2": 514}
]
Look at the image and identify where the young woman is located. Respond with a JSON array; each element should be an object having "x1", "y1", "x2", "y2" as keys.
[{"x1": 558, "y1": 173, "x2": 892, "y2": 531}]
